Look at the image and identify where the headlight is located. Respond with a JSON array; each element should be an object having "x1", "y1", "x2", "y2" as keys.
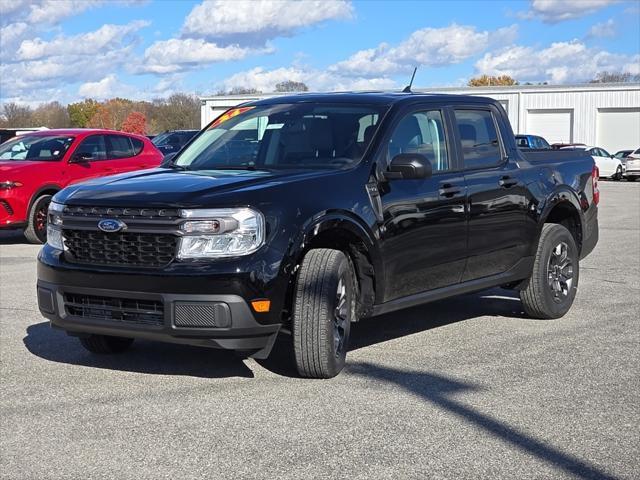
[
  {"x1": 46, "y1": 201, "x2": 65, "y2": 250},
  {"x1": 177, "y1": 208, "x2": 265, "y2": 258}
]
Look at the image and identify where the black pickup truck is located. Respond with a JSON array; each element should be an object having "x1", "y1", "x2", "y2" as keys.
[{"x1": 37, "y1": 93, "x2": 599, "y2": 378}]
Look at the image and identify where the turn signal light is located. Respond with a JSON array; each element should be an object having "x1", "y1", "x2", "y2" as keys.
[{"x1": 251, "y1": 299, "x2": 271, "y2": 313}]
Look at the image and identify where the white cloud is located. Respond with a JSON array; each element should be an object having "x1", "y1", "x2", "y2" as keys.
[
  {"x1": 218, "y1": 66, "x2": 396, "y2": 93},
  {"x1": 182, "y1": 0, "x2": 353, "y2": 45},
  {"x1": 16, "y1": 21, "x2": 150, "y2": 61},
  {"x1": 587, "y1": 18, "x2": 616, "y2": 38},
  {"x1": 475, "y1": 40, "x2": 639, "y2": 83},
  {"x1": 330, "y1": 24, "x2": 518, "y2": 77},
  {"x1": 521, "y1": 0, "x2": 619, "y2": 23},
  {"x1": 138, "y1": 38, "x2": 269, "y2": 74},
  {"x1": 78, "y1": 74, "x2": 139, "y2": 99}
]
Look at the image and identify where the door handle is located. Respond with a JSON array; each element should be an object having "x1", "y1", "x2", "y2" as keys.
[
  {"x1": 499, "y1": 176, "x2": 518, "y2": 188},
  {"x1": 439, "y1": 184, "x2": 463, "y2": 198}
]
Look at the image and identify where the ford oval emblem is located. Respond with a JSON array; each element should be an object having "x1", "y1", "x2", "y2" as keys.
[{"x1": 97, "y1": 218, "x2": 127, "y2": 233}]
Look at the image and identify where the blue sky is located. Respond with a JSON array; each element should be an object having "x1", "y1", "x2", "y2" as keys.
[{"x1": 1, "y1": 0, "x2": 638, "y2": 106}]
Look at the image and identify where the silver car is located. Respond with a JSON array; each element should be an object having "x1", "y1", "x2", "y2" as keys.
[{"x1": 624, "y1": 148, "x2": 640, "y2": 182}]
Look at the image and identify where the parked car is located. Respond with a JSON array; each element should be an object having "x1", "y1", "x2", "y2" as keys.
[
  {"x1": 623, "y1": 147, "x2": 640, "y2": 182},
  {"x1": 152, "y1": 130, "x2": 199, "y2": 155},
  {"x1": 614, "y1": 149, "x2": 634, "y2": 159},
  {"x1": 552, "y1": 142, "x2": 586, "y2": 150},
  {"x1": 0, "y1": 129, "x2": 163, "y2": 243},
  {"x1": 515, "y1": 134, "x2": 551, "y2": 150},
  {"x1": 37, "y1": 93, "x2": 598, "y2": 378},
  {"x1": 560, "y1": 145, "x2": 624, "y2": 180}
]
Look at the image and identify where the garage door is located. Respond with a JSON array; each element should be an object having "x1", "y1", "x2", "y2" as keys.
[
  {"x1": 526, "y1": 109, "x2": 573, "y2": 144},
  {"x1": 597, "y1": 108, "x2": 640, "y2": 154}
]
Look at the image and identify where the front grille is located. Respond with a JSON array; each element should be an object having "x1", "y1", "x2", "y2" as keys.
[
  {"x1": 0, "y1": 199, "x2": 13, "y2": 215},
  {"x1": 63, "y1": 205, "x2": 180, "y2": 219},
  {"x1": 63, "y1": 229, "x2": 178, "y2": 267},
  {"x1": 64, "y1": 293, "x2": 164, "y2": 326}
]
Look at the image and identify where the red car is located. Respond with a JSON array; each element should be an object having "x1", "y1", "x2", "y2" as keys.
[{"x1": 0, "y1": 129, "x2": 163, "y2": 243}]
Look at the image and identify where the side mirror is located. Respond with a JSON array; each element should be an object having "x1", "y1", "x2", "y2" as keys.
[
  {"x1": 386, "y1": 153, "x2": 432, "y2": 180},
  {"x1": 69, "y1": 152, "x2": 91, "y2": 163},
  {"x1": 160, "y1": 152, "x2": 177, "y2": 167}
]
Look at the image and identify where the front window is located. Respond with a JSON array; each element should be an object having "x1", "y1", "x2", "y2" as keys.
[
  {"x1": 174, "y1": 103, "x2": 387, "y2": 171},
  {"x1": 0, "y1": 134, "x2": 75, "y2": 161}
]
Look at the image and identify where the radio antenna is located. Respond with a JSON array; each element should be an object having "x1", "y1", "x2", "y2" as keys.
[{"x1": 402, "y1": 67, "x2": 417, "y2": 93}]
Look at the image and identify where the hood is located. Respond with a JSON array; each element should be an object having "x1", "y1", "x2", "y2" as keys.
[
  {"x1": 0, "y1": 160, "x2": 46, "y2": 175},
  {"x1": 56, "y1": 167, "x2": 341, "y2": 207}
]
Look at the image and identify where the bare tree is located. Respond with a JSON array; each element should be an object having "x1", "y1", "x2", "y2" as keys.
[
  {"x1": 32, "y1": 102, "x2": 71, "y2": 128},
  {"x1": 275, "y1": 80, "x2": 309, "y2": 92},
  {"x1": 590, "y1": 71, "x2": 640, "y2": 83},
  {"x1": 0, "y1": 103, "x2": 34, "y2": 127}
]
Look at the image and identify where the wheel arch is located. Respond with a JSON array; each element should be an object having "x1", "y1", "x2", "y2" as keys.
[
  {"x1": 539, "y1": 187, "x2": 585, "y2": 255},
  {"x1": 286, "y1": 211, "x2": 383, "y2": 319},
  {"x1": 28, "y1": 184, "x2": 62, "y2": 212}
]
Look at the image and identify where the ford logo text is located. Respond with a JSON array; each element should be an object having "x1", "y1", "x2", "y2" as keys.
[{"x1": 97, "y1": 219, "x2": 127, "y2": 233}]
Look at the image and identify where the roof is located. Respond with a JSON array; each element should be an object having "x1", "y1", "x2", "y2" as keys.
[
  {"x1": 201, "y1": 82, "x2": 640, "y2": 102},
  {"x1": 26, "y1": 128, "x2": 147, "y2": 138},
  {"x1": 242, "y1": 91, "x2": 499, "y2": 107}
]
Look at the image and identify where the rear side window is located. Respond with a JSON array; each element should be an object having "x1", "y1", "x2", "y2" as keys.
[
  {"x1": 75, "y1": 135, "x2": 107, "y2": 160},
  {"x1": 455, "y1": 109, "x2": 502, "y2": 169},
  {"x1": 388, "y1": 110, "x2": 449, "y2": 172},
  {"x1": 131, "y1": 137, "x2": 144, "y2": 155},
  {"x1": 107, "y1": 135, "x2": 134, "y2": 159}
]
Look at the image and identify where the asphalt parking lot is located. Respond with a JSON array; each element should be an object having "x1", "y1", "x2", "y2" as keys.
[{"x1": 0, "y1": 181, "x2": 638, "y2": 480}]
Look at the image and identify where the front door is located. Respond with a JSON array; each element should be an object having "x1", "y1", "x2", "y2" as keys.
[{"x1": 377, "y1": 108, "x2": 467, "y2": 302}]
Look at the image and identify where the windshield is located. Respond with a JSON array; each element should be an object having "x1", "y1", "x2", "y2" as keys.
[
  {"x1": 0, "y1": 134, "x2": 75, "y2": 161},
  {"x1": 174, "y1": 103, "x2": 387, "y2": 171}
]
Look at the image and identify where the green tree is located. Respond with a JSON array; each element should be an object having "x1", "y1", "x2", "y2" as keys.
[{"x1": 67, "y1": 99, "x2": 99, "y2": 127}]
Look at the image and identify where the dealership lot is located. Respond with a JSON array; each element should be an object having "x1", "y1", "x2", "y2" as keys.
[{"x1": 0, "y1": 182, "x2": 638, "y2": 479}]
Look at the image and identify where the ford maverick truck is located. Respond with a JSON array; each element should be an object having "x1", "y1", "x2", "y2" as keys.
[{"x1": 37, "y1": 93, "x2": 599, "y2": 378}]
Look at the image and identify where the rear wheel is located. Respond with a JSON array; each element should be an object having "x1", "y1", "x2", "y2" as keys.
[
  {"x1": 24, "y1": 194, "x2": 52, "y2": 244},
  {"x1": 520, "y1": 224, "x2": 579, "y2": 319},
  {"x1": 293, "y1": 249, "x2": 356, "y2": 378},
  {"x1": 79, "y1": 335, "x2": 134, "y2": 354},
  {"x1": 613, "y1": 165, "x2": 623, "y2": 181}
]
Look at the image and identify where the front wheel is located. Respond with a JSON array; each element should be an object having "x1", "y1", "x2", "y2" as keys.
[
  {"x1": 520, "y1": 224, "x2": 579, "y2": 319},
  {"x1": 292, "y1": 249, "x2": 356, "y2": 378},
  {"x1": 24, "y1": 194, "x2": 52, "y2": 244}
]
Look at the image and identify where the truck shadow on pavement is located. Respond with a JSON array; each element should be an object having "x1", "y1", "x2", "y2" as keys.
[
  {"x1": 23, "y1": 323, "x2": 255, "y2": 379},
  {"x1": 347, "y1": 362, "x2": 618, "y2": 480},
  {"x1": 260, "y1": 287, "x2": 527, "y2": 377}
]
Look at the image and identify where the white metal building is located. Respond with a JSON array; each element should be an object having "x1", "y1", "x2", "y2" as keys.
[{"x1": 200, "y1": 82, "x2": 640, "y2": 153}]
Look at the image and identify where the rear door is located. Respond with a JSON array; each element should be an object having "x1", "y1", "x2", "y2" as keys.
[
  {"x1": 105, "y1": 134, "x2": 152, "y2": 173},
  {"x1": 377, "y1": 106, "x2": 467, "y2": 301},
  {"x1": 454, "y1": 106, "x2": 531, "y2": 281},
  {"x1": 589, "y1": 147, "x2": 616, "y2": 177}
]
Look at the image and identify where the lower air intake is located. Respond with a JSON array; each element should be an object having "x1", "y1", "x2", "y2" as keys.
[{"x1": 174, "y1": 302, "x2": 231, "y2": 328}]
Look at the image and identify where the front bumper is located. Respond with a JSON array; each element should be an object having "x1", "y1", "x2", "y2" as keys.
[{"x1": 37, "y1": 245, "x2": 289, "y2": 358}]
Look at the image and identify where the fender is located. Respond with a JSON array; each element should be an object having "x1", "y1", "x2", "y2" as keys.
[
  {"x1": 286, "y1": 209, "x2": 385, "y2": 307},
  {"x1": 535, "y1": 184, "x2": 586, "y2": 253},
  {"x1": 28, "y1": 183, "x2": 63, "y2": 212}
]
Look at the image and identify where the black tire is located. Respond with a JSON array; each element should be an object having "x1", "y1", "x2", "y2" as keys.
[
  {"x1": 79, "y1": 335, "x2": 134, "y2": 354},
  {"x1": 293, "y1": 249, "x2": 356, "y2": 378},
  {"x1": 627, "y1": 176, "x2": 637, "y2": 182},
  {"x1": 520, "y1": 224, "x2": 579, "y2": 319},
  {"x1": 24, "y1": 194, "x2": 52, "y2": 244},
  {"x1": 613, "y1": 165, "x2": 623, "y2": 181}
]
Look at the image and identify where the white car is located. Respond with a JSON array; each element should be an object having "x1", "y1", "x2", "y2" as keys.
[
  {"x1": 561, "y1": 145, "x2": 624, "y2": 180},
  {"x1": 624, "y1": 147, "x2": 640, "y2": 182}
]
